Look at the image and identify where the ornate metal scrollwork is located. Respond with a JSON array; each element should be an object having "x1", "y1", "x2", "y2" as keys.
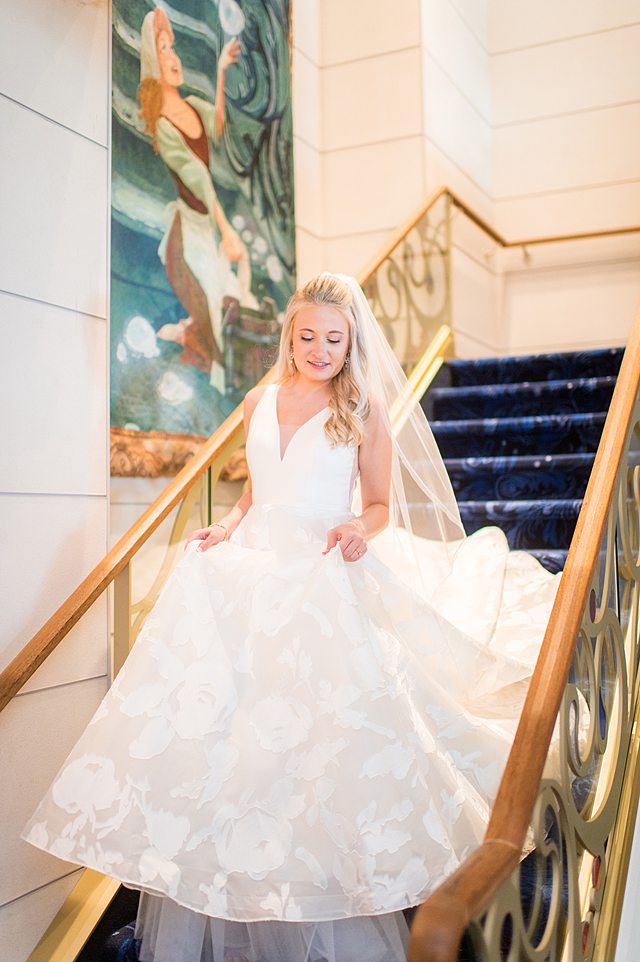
[
  {"x1": 464, "y1": 394, "x2": 640, "y2": 962},
  {"x1": 363, "y1": 194, "x2": 451, "y2": 372}
]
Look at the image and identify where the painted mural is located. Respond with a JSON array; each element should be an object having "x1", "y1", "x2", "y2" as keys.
[{"x1": 111, "y1": 0, "x2": 295, "y2": 475}]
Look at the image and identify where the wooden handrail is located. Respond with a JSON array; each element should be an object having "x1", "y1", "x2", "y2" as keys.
[
  {"x1": 450, "y1": 191, "x2": 640, "y2": 249},
  {"x1": 408, "y1": 302, "x2": 640, "y2": 962},
  {"x1": 360, "y1": 185, "x2": 640, "y2": 283},
  {"x1": 0, "y1": 402, "x2": 244, "y2": 713},
  {"x1": 2, "y1": 186, "x2": 638, "y2": 715}
]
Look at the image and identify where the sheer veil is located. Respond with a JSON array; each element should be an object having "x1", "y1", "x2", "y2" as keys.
[{"x1": 325, "y1": 274, "x2": 466, "y2": 576}]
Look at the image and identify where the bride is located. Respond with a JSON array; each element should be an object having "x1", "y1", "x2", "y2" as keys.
[{"x1": 22, "y1": 274, "x2": 558, "y2": 962}]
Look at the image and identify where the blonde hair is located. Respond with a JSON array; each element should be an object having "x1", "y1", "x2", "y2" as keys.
[
  {"x1": 138, "y1": 77, "x2": 164, "y2": 151},
  {"x1": 276, "y1": 274, "x2": 370, "y2": 447},
  {"x1": 137, "y1": 9, "x2": 174, "y2": 151}
]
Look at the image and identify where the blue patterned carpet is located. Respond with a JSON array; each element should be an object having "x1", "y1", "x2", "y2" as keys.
[
  {"x1": 426, "y1": 346, "x2": 622, "y2": 572},
  {"x1": 441, "y1": 346, "x2": 623, "y2": 386},
  {"x1": 85, "y1": 346, "x2": 622, "y2": 960}
]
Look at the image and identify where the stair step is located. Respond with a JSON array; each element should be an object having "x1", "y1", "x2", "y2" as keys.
[
  {"x1": 444, "y1": 453, "x2": 595, "y2": 501},
  {"x1": 426, "y1": 376, "x2": 616, "y2": 421},
  {"x1": 526, "y1": 548, "x2": 568, "y2": 574},
  {"x1": 75, "y1": 887, "x2": 139, "y2": 962},
  {"x1": 444, "y1": 347, "x2": 623, "y2": 387},
  {"x1": 459, "y1": 498, "x2": 582, "y2": 549},
  {"x1": 431, "y1": 412, "x2": 606, "y2": 457}
]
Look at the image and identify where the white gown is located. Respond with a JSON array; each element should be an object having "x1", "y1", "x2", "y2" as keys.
[{"x1": 22, "y1": 384, "x2": 559, "y2": 962}]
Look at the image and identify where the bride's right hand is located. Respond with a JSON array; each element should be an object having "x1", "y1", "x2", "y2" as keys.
[{"x1": 184, "y1": 525, "x2": 227, "y2": 552}]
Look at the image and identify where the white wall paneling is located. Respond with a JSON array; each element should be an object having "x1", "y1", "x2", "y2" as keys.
[
  {"x1": 0, "y1": 0, "x2": 109, "y2": 144},
  {"x1": 0, "y1": 494, "x2": 109, "y2": 670},
  {"x1": 421, "y1": 0, "x2": 491, "y2": 122},
  {"x1": 423, "y1": 138, "x2": 494, "y2": 223},
  {"x1": 19, "y1": 597, "x2": 108, "y2": 697},
  {"x1": 452, "y1": 328, "x2": 500, "y2": 358},
  {"x1": 495, "y1": 181, "x2": 640, "y2": 240},
  {"x1": 498, "y1": 233, "x2": 640, "y2": 272},
  {"x1": 492, "y1": 25, "x2": 640, "y2": 125},
  {"x1": 447, "y1": 0, "x2": 489, "y2": 51},
  {"x1": 494, "y1": 103, "x2": 640, "y2": 200},
  {"x1": 323, "y1": 229, "x2": 392, "y2": 278},
  {"x1": 0, "y1": 95, "x2": 108, "y2": 318},
  {"x1": 323, "y1": 137, "x2": 425, "y2": 238},
  {"x1": 292, "y1": 0, "x2": 323, "y2": 275},
  {"x1": 322, "y1": 48, "x2": 423, "y2": 152},
  {"x1": 0, "y1": 678, "x2": 108, "y2": 908},
  {"x1": 0, "y1": 871, "x2": 83, "y2": 962},
  {"x1": 291, "y1": 0, "x2": 640, "y2": 349},
  {"x1": 0, "y1": 293, "x2": 107, "y2": 497},
  {"x1": 489, "y1": 0, "x2": 640, "y2": 53},
  {"x1": 293, "y1": 138, "x2": 323, "y2": 236},
  {"x1": 295, "y1": 227, "x2": 325, "y2": 284},
  {"x1": 501, "y1": 257, "x2": 640, "y2": 353},
  {"x1": 450, "y1": 247, "x2": 500, "y2": 353},
  {"x1": 422, "y1": 53, "x2": 492, "y2": 194},
  {"x1": 292, "y1": 47, "x2": 322, "y2": 150},
  {"x1": 321, "y1": 0, "x2": 421, "y2": 66},
  {"x1": 421, "y1": 0, "x2": 494, "y2": 256},
  {"x1": 292, "y1": 0, "x2": 321, "y2": 66},
  {"x1": 0, "y1": 0, "x2": 111, "y2": 942}
]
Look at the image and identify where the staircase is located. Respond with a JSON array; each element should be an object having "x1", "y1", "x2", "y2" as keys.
[
  {"x1": 424, "y1": 346, "x2": 624, "y2": 573},
  {"x1": 75, "y1": 345, "x2": 623, "y2": 962}
]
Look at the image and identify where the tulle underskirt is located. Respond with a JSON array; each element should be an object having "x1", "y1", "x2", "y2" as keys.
[{"x1": 135, "y1": 892, "x2": 410, "y2": 962}]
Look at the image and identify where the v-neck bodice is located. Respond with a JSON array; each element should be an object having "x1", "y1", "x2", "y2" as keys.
[{"x1": 245, "y1": 384, "x2": 358, "y2": 518}]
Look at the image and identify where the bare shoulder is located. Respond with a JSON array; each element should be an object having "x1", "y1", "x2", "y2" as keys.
[
  {"x1": 245, "y1": 384, "x2": 269, "y2": 412},
  {"x1": 360, "y1": 394, "x2": 391, "y2": 462},
  {"x1": 244, "y1": 384, "x2": 269, "y2": 427},
  {"x1": 364, "y1": 393, "x2": 389, "y2": 434},
  {"x1": 367, "y1": 393, "x2": 387, "y2": 419}
]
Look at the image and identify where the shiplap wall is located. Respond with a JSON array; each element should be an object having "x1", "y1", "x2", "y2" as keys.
[{"x1": 0, "y1": 2, "x2": 111, "y2": 958}]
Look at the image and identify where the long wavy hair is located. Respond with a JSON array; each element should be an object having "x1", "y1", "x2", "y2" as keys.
[
  {"x1": 137, "y1": 9, "x2": 173, "y2": 152},
  {"x1": 276, "y1": 274, "x2": 370, "y2": 447},
  {"x1": 138, "y1": 78, "x2": 164, "y2": 151}
]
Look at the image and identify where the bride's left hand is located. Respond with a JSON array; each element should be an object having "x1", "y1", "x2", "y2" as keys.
[{"x1": 323, "y1": 520, "x2": 367, "y2": 563}]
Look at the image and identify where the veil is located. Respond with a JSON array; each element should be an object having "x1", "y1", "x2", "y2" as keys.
[
  {"x1": 325, "y1": 273, "x2": 466, "y2": 572},
  {"x1": 325, "y1": 275, "x2": 528, "y2": 689}
]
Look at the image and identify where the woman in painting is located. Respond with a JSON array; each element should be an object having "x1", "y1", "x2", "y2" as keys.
[{"x1": 138, "y1": 7, "x2": 256, "y2": 393}]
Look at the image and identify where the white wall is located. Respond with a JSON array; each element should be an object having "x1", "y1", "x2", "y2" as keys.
[
  {"x1": 488, "y1": 1, "x2": 640, "y2": 356},
  {"x1": 292, "y1": 0, "x2": 429, "y2": 281},
  {"x1": 320, "y1": 0, "x2": 427, "y2": 276},
  {"x1": 422, "y1": 0, "x2": 493, "y2": 218},
  {"x1": 291, "y1": 0, "x2": 640, "y2": 357},
  {"x1": 419, "y1": 0, "x2": 499, "y2": 358},
  {"x1": 0, "y1": 1, "x2": 111, "y2": 957},
  {"x1": 291, "y1": 0, "x2": 324, "y2": 283},
  {"x1": 490, "y1": 0, "x2": 640, "y2": 237}
]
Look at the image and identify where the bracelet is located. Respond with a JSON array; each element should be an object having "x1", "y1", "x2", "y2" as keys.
[{"x1": 210, "y1": 521, "x2": 229, "y2": 540}]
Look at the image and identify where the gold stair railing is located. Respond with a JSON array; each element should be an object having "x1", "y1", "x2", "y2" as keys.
[
  {"x1": 2, "y1": 186, "x2": 639, "y2": 711},
  {"x1": 410, "y1": 303, "x2": 640, "y2": 962},
  {"x1": 4, "y1": 187, "x2": 640, "y2": 962}
]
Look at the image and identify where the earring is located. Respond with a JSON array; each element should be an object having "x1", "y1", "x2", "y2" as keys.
[
  {"x1": 343, "y1": 352, "x2": 351, "y2": 371},
  {"x1": 288, "y1": 348, "x2": 295, "y2": 367}
]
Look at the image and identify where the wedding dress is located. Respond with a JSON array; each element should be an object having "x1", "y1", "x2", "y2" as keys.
[{"x1": 22, "y1": 382, "x2": 559, "y2": 962}]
